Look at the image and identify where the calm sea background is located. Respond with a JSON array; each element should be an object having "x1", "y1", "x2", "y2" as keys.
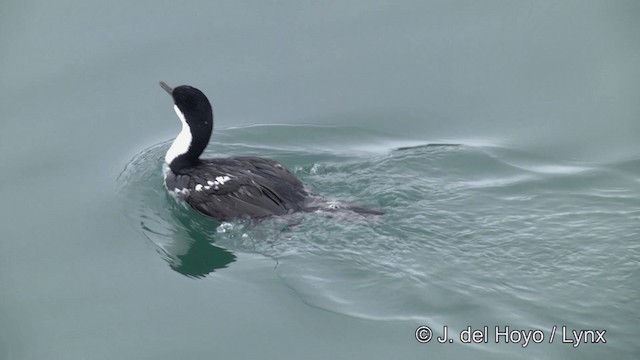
[{"x1": 2, "y1": 1, "x2": 639, "y2": 359}]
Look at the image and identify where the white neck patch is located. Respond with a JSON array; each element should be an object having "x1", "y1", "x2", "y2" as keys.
[{"x1": 165, "y1": 105, "x2": 192, "y2": 164}]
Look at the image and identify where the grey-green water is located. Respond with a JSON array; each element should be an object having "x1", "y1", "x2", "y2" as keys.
[{"x1": 2, "y1": 1, "x2": 639, "y2": 359}]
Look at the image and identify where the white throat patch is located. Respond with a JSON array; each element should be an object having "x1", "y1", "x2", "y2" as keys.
[{"x1": 165, "y1": 105, "x2": 192, "y2": 164}]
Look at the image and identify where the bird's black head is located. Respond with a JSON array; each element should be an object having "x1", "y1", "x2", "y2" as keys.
[
  {"x1": 160, "y1": 81, "x2": 214, "y2": 172},
  {"x1": 160, "y1": 81, "x2": 213, "y2": 131}
]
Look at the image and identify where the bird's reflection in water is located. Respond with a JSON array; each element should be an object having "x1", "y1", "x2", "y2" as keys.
[
  {"x1": 148, "y1": 201, "x2": 238, "y2": 278},
  {"x1": 167, "y1": 233, "x2": 236, "y2": 278}
]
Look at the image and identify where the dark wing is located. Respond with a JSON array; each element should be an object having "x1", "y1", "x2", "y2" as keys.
[
  {"x1": 230, "y1": 156, "x2": 304, "y2": 188},
  {"x1": 183, "y1": 157, "x2": 309, "y2": 221}
]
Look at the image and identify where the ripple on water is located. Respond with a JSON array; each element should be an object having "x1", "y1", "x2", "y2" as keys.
[{"x1": 118, "y1": 127, "x2": 640, "y2": 356}]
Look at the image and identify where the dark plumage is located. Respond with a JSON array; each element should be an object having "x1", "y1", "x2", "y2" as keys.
[
  {"x1": 165, "y1": 157, "x2": 310, "y2": 221},
  {"x1": 160, "y1": 81, "x2": 382, "y2": 221}
]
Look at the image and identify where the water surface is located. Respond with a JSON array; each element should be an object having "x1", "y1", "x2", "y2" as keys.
[{"x1": 2, "y1": 1, "x2": 639, "y2": 359}]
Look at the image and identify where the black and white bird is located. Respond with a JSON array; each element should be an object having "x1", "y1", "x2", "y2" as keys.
[{"x1": 159, "y1": 81, "x2": 382, "y2": 221}]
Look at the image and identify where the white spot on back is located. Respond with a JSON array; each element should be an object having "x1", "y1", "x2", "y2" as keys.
[
  {"x1": 171, "y1": 187, "x2": 191, "y2": 197},
  {"x1": 207, "y1": 180, "x2": 214, "y2": 186},
  {"x1": 195, "y1": 184, "x2": 203, "y2": 191},
  {"x1": 165, "y1": 105, "x2": 192, "y2": 165},
  {"x1": 215, "y1": 175, "x2": 231, "y2": 184}
]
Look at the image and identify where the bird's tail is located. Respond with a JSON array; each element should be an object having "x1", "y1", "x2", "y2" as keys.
[{"x1": 302, "y1": 196, "x2": 384, "y2": 217}]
